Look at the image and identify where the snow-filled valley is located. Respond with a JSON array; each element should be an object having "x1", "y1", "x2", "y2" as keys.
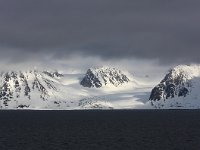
[
  {"x1": 60, "y1": 73, "x2": 153, "y2": 109},
  {"x1": 2, "y1": 64, "x2": 200, "y2": 109},
  {"x1": 0, "y1": 67, "x2": 155, "y2": 109}
]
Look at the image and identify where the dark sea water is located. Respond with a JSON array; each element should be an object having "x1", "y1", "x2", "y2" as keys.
[{"x1": 0, "y1": 110, "x2": 200, "y2": 150}]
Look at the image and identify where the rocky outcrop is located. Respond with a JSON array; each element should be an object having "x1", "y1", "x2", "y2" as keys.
[
  {"x1": 80, "y1": 67, "x2": 130, "y2": 88},
  {"x1": 149, "y1": 65, "x2": 195, "y2": 101}
]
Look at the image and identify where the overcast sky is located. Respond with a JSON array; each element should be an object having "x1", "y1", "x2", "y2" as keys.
[{"x1": 0, "y1": 0, "x2": 200, "y2": 73}]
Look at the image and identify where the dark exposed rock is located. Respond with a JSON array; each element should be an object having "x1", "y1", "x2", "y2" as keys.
[
  {"x1": 149, "y1": 69, "x2": 191, "y2": 101},
  {"x1": 43, "y1": 71, "x2": 63, "y2": 78},
  {"x1": 80, "y1": 67, "x2": 130, "y2": 88},
  {"x1": 81, "y1": 69, "x2": 102, "y2": 88},
  {"x1": 149, "y1": 84, "x2": 165, "y2": 101},
  {"x1": 178, "y1": 87, "x2": 189, "y2": 97},
  {"x1": 17, "y1": 104, "x2": 29, "y2": 108}
]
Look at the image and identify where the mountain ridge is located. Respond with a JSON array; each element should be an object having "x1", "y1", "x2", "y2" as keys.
[{"x1": 1, "y1": 64, "x2": 200, "y2": 109}]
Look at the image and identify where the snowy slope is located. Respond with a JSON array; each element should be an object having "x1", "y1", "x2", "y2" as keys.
[
  {"x1": 149, "y1": 64, "x2": 200, "y2": 109},
  {"x1": 0, "y1": 70, "x2": 66, "y2": 109},
  {"x1": 58, "y1": 71, "x2": 152, "y2": 109},
  {"x1": 0, "y1": 67, "x2": 153, "y2": 109}
]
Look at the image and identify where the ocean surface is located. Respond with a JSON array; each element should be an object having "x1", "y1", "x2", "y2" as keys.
[{"x1": 0, "y1": 110, "x2": 200, "y2": 150}]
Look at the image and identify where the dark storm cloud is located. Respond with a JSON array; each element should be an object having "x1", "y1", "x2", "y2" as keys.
[{"x1": 0, "y1": 0, "x2": 200, "y2": 64}]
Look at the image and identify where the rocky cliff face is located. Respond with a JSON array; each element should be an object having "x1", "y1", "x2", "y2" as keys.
[
  {"x1": 149, "y1": 64, "x2": 200, "y2": 108},
  {"x1": 149, "y1": 68, "x2": 191, "y2": 101},
  {"x1": 80, "y1": 67, "x2": 130, "y2": 88},
  {"x1": 149, "y1": 65, "x2": 200, "y2": 101}
]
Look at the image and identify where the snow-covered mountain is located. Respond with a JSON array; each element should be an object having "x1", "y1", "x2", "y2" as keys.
[
  {"x1": 0, "y1": 70, "x2": 63, "y2": 109},
  {"x1": 149, "y1": 64, "x2": 200, "y2": 109},
  {"x1": 80, "y1": 67, "x2": 131, "y2": 88}
]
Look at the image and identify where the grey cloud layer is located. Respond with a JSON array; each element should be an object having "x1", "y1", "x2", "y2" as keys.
[{"x1": 0, "y1": 0, "x2": 200, "y2": 64}]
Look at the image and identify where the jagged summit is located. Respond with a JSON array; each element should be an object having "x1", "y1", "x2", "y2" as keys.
[
  {"x1": 149, "y1": 64, "x2": 198, "y2": 101},
  {"x1": 80, "y1": 67, "x2": 130, "y2": 88},
  {"x1": 149, "y1": 64, "x2": 200, "y2": 108}
]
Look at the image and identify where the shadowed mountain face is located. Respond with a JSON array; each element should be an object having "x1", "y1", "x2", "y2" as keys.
[
  {"x1": 148, "y1": 65, "x2": 200, "y2": 109},
  {"x1": 149, "y1": 68, "x2": 191, "y2": 101},
  {"x1": 80, "y1": 67, "x2": 130, "y2": 88}
]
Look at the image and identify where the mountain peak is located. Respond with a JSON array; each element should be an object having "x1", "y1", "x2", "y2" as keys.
[
  {"x1": 149, "y1": 64, "x2": 200, "y2": 108},
  {"x1": 149, "y1": 65, "x2": 195, "y2": 101},
  {"x1": 80, "y1": 67, "x2": 130, "y2": 88}
]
